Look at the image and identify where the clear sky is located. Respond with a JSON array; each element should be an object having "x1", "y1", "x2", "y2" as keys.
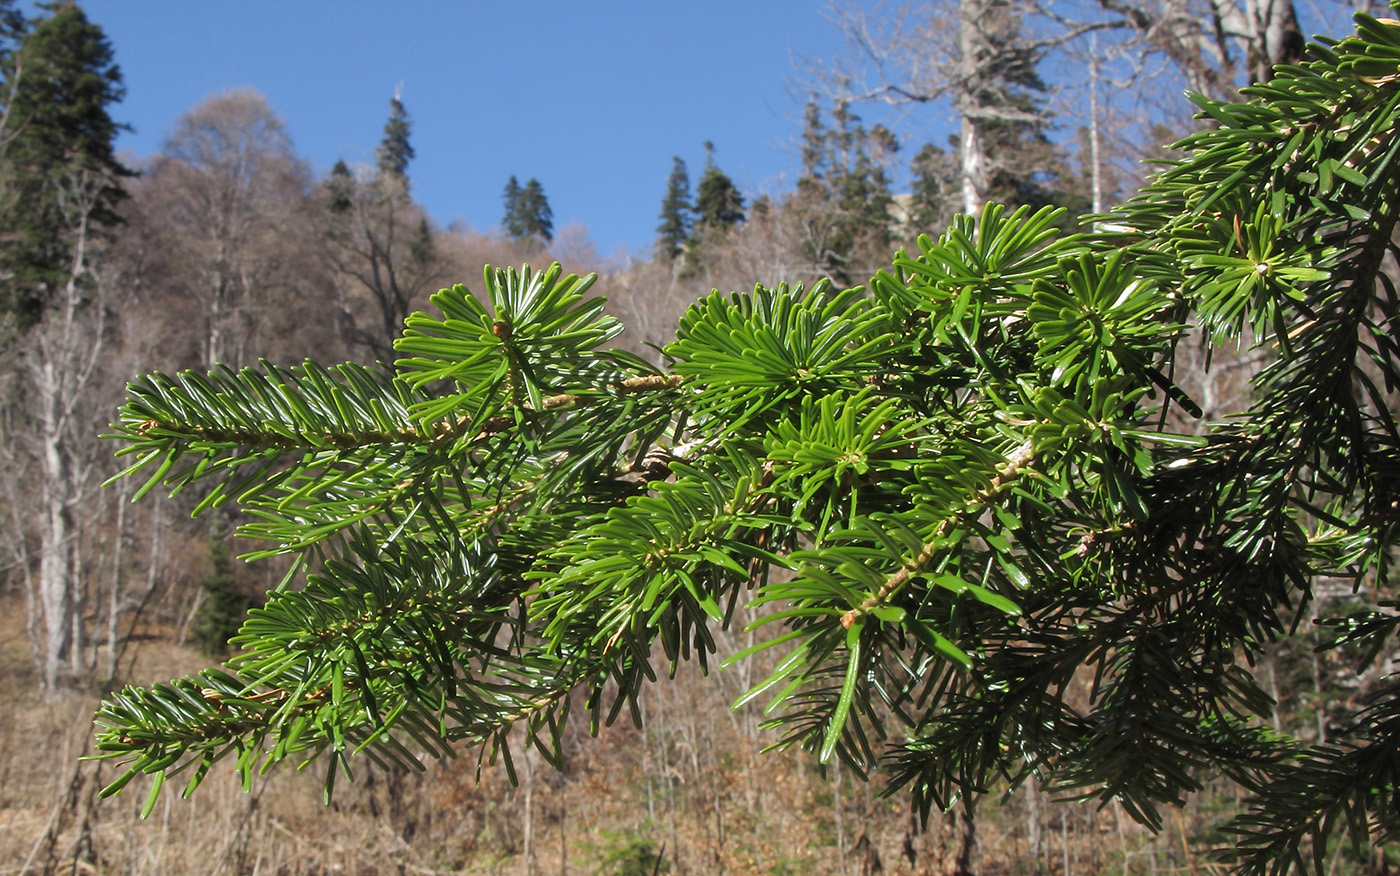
[{"x1": 78, "y1": 2, "x2": 937, "y2": 260}]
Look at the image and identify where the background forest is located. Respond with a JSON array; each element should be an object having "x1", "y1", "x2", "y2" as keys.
[{"x1": 1, "y1": 1, "x2": 1393, "y2": 875}]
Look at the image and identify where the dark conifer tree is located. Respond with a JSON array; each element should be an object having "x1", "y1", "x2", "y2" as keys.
[
  {"x1": 694, "y1": 142, "x2": 744, "y2": 231},
  {"x1": 191, "y1": 522, "x2": 252, "y2": 658},
  {"x1": 962, "y1": 16, "x2": 1074, "y2": 215},
  {"x1": 0, "y1": 0, "x2": 21, "y2": 47},
  {"x1": 504, "y1": 177, "x2": 553, "y2": 244},
  {"x1": 798, "y1": 98, "x2": 827, "y2": 194},
  {"x1": 376, "y1": 95, "x2": 414, "y2": 181},
  {"x1": 520, "y1": 178, "x2": 553, "y2": 244},
  {"x1": 656, "y1": 156, "x2": 692, "y2": 260},
  {"x1": 326, "y1": 159, "x2": 354, "y2": 215},
  {"x1": 830, "y1": 111, "x2": 895, "y2": 258},
  {"x1": 683, "y1": 142, "x2": 746, "y2": 278},
  {"x1": 0, "y1": 1, "x2": 130, "y2": 328},
  {"x1": 409, "y1": 217, "x2": 435, "y2": 268},
  {"x1": 791, "y1": 100, "x2": 895, "y2": 282},
  {"x1": 502, "y1": 175, "x2": 524, "y2": 236},
  {"x1": 908, "y1": 142, "x2": 959, "y2": 232}
]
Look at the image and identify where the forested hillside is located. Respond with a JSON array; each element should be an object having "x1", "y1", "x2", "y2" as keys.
[{"x1": 2, "y1": 1, "x2": 1396, "y2": 875}]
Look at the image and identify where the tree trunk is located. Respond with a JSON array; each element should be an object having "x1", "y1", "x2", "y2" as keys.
[
  {"x1": 104, "y1": 477, "x2": 130, "y2": 680},
  {"x1": 36, "y1": 359, "x2": 73, "y2": 694},
  {"x1": 1088, "y1": 40, "x2": 1104, "y2": 215},
  {"x1": 1240, "y1": 0, "x2": 1304, "y2": 83},
  {"x1": 26, "y1": 169, "x2": 109, "y2": 694},
  {"x1": 956, "y1": 0, "x2": 992, "y2": 216},
  {"x1": 1026, "y1": 780, "x2": 1043, "y2": 872},
  {"x1": 959, "y1": 115, "x2": 989, "y2": 217},
  {"x1": 522, "y1": 746, "x2": 536, "y2": 876}
]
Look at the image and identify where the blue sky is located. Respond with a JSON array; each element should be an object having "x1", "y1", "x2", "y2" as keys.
[{"x1": 79, "y1": 2, "x2": 945, "y2": 259}]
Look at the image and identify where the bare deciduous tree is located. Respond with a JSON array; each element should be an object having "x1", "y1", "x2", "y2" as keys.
[
  {"x1": 142, "y1": 90, "x2": 312, "y2": 371},
  {"x1": 821, "y1": 0, "x2": 1319, "y2": 217},
  {"x1": 320, "y1": 162, "x2": 444, "y2": 364},
  {"x1": 19, "y1": 167, "x2": 117, "y2": 693}
]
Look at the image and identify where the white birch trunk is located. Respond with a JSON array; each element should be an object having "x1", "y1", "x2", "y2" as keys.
[
  {"x1": 26, "y1": 168, "x2": 108, "y2": 694},
  {"x1": 36, "y1": 352, "x2": 72, "y2": 693},
  {"x1": 957, "y1": 0, "x2": 991, "y2": 217}
]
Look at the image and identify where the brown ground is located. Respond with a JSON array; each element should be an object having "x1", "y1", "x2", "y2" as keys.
[{"x1": 0, "y1": 594, "x2": 1207, "y2": 876}]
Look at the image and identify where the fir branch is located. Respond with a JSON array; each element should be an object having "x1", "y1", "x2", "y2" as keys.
[{"x1": 840, "y1": 438, "x2": 1036, "y2": 629}]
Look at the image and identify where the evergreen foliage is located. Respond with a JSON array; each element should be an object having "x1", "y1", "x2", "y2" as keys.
[
  {"x1": 694, "y1": 141, "x2": 744, "y2": 231},
  {"x1": 0, "y1": 1, "x2": 129, "y2": 329},
  {"x1": 794, "y1": 100, "x2": 896, "y2": 282},
  {"x1": 592, "y1": 832, "x2": 671, "y2": 876},
  {"x1": 376, "y1": 96, "x2": 414, "y2": 181},
  {"x1": 908, "y1": 142, "x2": 958, "y2": 232},
  {"x1": 326, "y1": 159, "x2": 354, "y2": 215},
  {"x1": 656, "y1": 156, "x2": 692, "y2": 260},
  {"x1": 799, "y1": 98, "x2": 827, "y2": 188},
  {"x1": 519, "y1": 179, "x2": 552, "y2": 243},
  {"x1": 191, "y1": 523, "x2": 253, "y2": 658},
  {"x1": 683, "y1": 142, "x2": 746, "y2": 278},
  {"x1": 503, "y1": 176, "x2": 553, "y2": 244},
  {"x1": 90, "y1": 12, "x2": 1400, "y2": 873},
  {"x1": 501, "y1": 175, "x2": 522, "y2": 234},
  {"x1": 409, "y1": 216, "x2": 434, "y2": 268}
]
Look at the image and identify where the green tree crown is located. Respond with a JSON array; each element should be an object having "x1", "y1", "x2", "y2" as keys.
[
  {"x1": 91, "y1": 12, "x2": 1400, "y2": 873},
  {"x1": 376, "y1": 95, "x2": 414, "y2": 180},
  {"x1": 656, "y1": 155, "x2": 692, "y2": 259},
  {"x1": 0, "y1": 1, "x2": 130, "y2": 328},
  {"x1": 694, "y1": 141, "x2": 744, "y2": 231},
  {"x1": 503, "y1": 175, "x2": 553, "y2": 244}
]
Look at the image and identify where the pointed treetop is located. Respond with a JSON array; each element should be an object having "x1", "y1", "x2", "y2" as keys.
[
  {"x1": 0, "y1": 0, "x2": 129, "y2": 328},
  {"x1": 695, "y1": 142, "x2": 744, "y2": 232},
  {"x1": 502, "y1": 175, "x2": 523, "y2": 235},
  {"x1": 799, "y1": 97, "x2": 827, "y2": 187},
  {"x1": 504, "y1": 176, "x2": 553, "y2": 244},
  {"x1": 656, "y1": 156, "x2": 692, "y2": 260},
  {"x1": 376, "y1": 95, "x2": 414, "y2": 180},
  {"x1": 326, "y1": 159, "x2": 354, "y2": 214}
]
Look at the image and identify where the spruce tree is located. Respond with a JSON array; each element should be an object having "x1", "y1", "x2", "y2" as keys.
[
  {"x1": 326, "y1": 159, "x2": 354, "y2": 215},
  {"x1": 0, "y1": 1, "x2": 130, "y2": 329},
  {"x1": 503, "y1": 176, "x2": 553, "y2": 244},
  {"x1": 376, "y1": 95, "x2": 414, "y2": 181},
  {"x1": 518, "y1": 178, "x2": 553, "y2": 244},
  {"x1": 684, "y1": 143, "x2": 745, "y2": 278},
  {"x1": 908, "y1": 142, "x2": 959, "y2": 233},
  {"x1": 830, "y1": 109, "x2": 895, "y2": 259},
  {"x1": 2, "y1": 2, "x2": 130, "y2": 694},
  {"x1": 191, "y1": 523, "x2": 253, "y2": 658},
  {"x1": 409, "y1": 217, "x2": 434, "y2": 268},
  {"x1": 693, "y1": 142, "x2": 744, "y2": 231},
  {"x1": 798, "y1": 97, "x2": 827, "y2": 193},
  {"x1": 90, "y1": 11, "x2": 1400, "y2": 872},
  {"x1": 959, "y1": 7, "x2": 1068, "y2": 213},
  {"x1": 656, "y1": 156, "x2": 691, "y2": 260},
  {"x1": 502, "y1": 175, "x2": 524, "y2": 237},
  {"x1": 791, "y1": 100, "x2": 895, "y2": 282}
]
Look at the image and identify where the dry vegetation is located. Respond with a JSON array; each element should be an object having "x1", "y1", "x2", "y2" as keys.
[{"x1": 0, "y1": 581, "x2": 1273, "y2": 876}]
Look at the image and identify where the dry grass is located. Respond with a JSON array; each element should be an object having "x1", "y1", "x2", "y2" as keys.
[{"x1": 0, "y1": 593, "x2": 1191, "y2": 876}]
